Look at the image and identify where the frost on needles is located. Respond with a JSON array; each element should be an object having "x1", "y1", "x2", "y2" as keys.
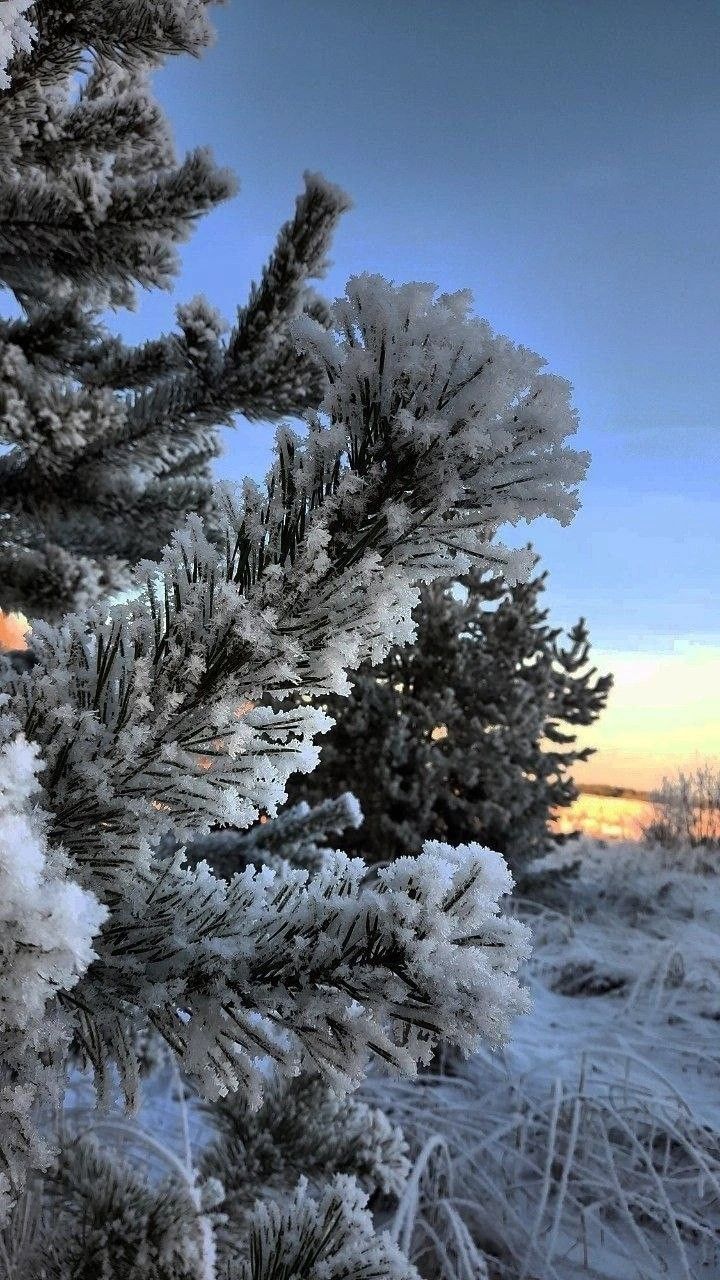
[
  {"x1": 0, "y1": 2, "x2": 35, "y2": 90},
  {"x1": 0, "y1": 0, "x2": 350, "y2": 618},
  {"x1": 0, "y1": 0, "x2": 590, "y2": 1257},
  {"x1": 0, "y1": 733, "x2": 107, "y2": 1223},
  {"x1": 0, "y1": 267, "x2": 584, "y2": 1217}
]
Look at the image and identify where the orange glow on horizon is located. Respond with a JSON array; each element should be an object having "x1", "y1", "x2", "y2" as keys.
[
  {"x1": 551, "y1": 792, "x2": 652, "y2": 843},
  {"x1": 0, "y1": 609, "x2": 30, "y2": 652}
]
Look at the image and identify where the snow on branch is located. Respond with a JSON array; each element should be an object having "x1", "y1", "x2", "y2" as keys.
[
  {"x1": 0, "y1": 733, "x2": 106, "y2": 1217},
  {"x1": 0, "y1": 272, "x2": 580, "y2": 1217},
  {"x1": 182, "y1": 791, "x2": 364, "y2": 877},
  {"x1": 0, "y1": 1, "x2": 35, "y2": 90},
  {"x1": 238, "y1": 1174, "x2": 419, "y2": 1280},
  {"x1": 0, "y1": 167, "x2": 350, "y2": 617},
  {"x1": 201, "y1": 1070, "x2": 411, "y2": 1226},
  {"x1": 1, "y1": 0, "x2": 216, "y2": 94},
  {"x1": 4, "y1": 276, "x2": 586, "y2": 889},
  {"x1": 71, "y1": 842, "x2": 530, "y2": 1106},
  {"x1": 291, "y1": 273, "x2": 588, "y2": 563}
]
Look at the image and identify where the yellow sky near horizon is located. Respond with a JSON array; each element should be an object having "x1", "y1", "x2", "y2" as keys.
[{"x1": 570, "y1": 641, "x2": 719, "y2": 793}]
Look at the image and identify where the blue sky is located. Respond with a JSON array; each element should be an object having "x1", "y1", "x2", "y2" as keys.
[{"x1": 117, "y1": 0, "x2": 718, "y2": 784}]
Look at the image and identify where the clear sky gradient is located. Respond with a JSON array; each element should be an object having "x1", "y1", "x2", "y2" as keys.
[{"x1": 118, "y1": 0, "x2": 718, "y2": 789}]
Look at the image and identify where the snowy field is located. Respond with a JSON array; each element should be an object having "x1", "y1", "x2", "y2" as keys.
[{"x1": 62, "y1": 836, "x2": 720, "y2": 1280}]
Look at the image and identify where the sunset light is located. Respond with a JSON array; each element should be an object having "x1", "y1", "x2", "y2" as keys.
[
  {"x1": 567, "y1": 642, "x2": 719, "y2": 795},
  {"x1": 551, "y1": 789, "x2": 651, "y2": 842},
  {"x1": 0, "y1": 609, "x2": 30, "y2": 652}
]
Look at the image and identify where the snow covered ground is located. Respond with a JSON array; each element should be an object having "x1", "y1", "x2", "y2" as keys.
[
  {"x1": 62, "y1": 836, "x2": 720, "y2": 1280},
  {"x1": 369, "y1": 837, "x2": 720, "y2": 1279}
]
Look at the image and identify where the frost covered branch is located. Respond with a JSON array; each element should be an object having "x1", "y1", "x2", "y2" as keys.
[
  {"x1": 0, "y1": 2, "x2": 596, "y2": 1251},
  {"x1": 182, "y1": 792, "x2": 364, "y2": 877},
  {"x1": 0, "y1": 266, "x2": 583, "y2": 1219},
  {"x1": 0, "y1": 734, "x2": 106, "y2": 1219},
  {"x1": 0, "y1": 168, "x2": 350, "y2": 617},
  {"x1": 0, "y1": 7, "x2": 350, "y2": 618},
  {"x1": 69, "y1": 843, "x2": 530, "y2": 1107},
  {"x1": 4, "y1": 275, "x2": 586, "y2": 890},
  {"x1": 0, "y1": 1, "x2": 35, "y2": 89},
  {"x1": 238, "y1": 1175, "x2": 419, "y2": 1280},
  {"x1": 200, "y1": 1071, "x2": 410, "y2": 1253}
]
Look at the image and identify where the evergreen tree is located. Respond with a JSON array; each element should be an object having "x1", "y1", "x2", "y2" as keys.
[
  {"x1": 445, "y1": 563, "x2": 613, "y2": 868},
  {"x1": 0, "y1": 3, "x2": 590, "y2": 1272},
  {"x1": 0, "y1": 0, "x2": 348, "y2": 619},
  {"x1": 290, "y1": 557, "x2": 612, "y2": 871}
]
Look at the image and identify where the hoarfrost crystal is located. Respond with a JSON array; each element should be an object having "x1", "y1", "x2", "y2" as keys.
[{"x1": 0, "y1": 1, "x2": 35, "y2": 89}]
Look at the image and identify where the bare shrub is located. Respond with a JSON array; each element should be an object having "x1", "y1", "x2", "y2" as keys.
[{"x1": 643, "y1": 762, "x2": 720, "y2": 854}]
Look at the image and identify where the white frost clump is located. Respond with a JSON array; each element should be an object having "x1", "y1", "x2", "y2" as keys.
[
  {"x1": 0, "y1": 733, "x2": 107, "y2": 1222},
  {"x1": 291, "y1": 273, "x2": 588, "y2": 575},
  {"x1": 377, "y1": 841, "x2": 533, "y2": 1052},
  {"x1": 0, "y1": 1, "x2": 35, "y2": 89},
  {"x1": 0, "y1": 733, "x2": 106, "y2": 1026},
  {"x1": 240, "y1": 1174, "x2": 419, "y2": 1280}
]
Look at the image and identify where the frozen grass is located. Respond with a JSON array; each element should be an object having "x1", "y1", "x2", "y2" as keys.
[
  {"x1": 362, "y1": 838, "x2": 720, "y2": 1279},
  {"x1": 368, "y1": 1041, "x2": 720, "y2": 1279}
]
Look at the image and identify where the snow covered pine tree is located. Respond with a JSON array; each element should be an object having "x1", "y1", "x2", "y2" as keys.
[
  {"x1": 290, "y1": 557, "x2": 612, "y2": 873},
  {"x1": 0, "y1": 0, "x2": 347, "y2": 621},
  {"x1": 1, "y1": 3, "x2": 589, "y2": 1275}
]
